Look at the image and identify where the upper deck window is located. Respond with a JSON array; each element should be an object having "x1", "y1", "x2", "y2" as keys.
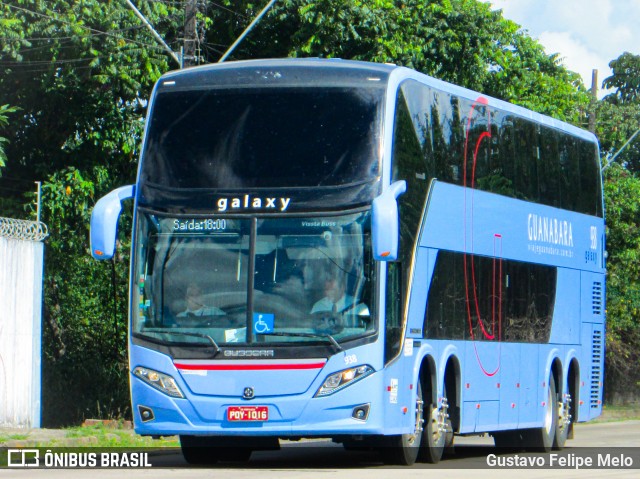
[{"x1": 140, "y1": 86, "x2": 385, "y2": 189}]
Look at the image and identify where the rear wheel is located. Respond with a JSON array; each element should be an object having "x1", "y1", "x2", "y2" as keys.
[{"x1": 554, "y1": 391, "x2": 572, "y2": 449}]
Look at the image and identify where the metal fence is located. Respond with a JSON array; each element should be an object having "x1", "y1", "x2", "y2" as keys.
[
  {"x1": 0, "y1": 217, "x2": 48, "y2": 428},
  {"x1": 0, "y1": 217, "x2": 48, "y2": 242}
]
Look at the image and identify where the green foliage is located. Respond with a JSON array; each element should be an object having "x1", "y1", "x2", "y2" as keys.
[
  {"x1": 603, "y1": 52, "x2": 640, "y2": 104},
  {"x1": 597, "y1": 54, "x2": 640, "y2": 402},
  {"x1": 0, "y1": 0, "x2": 180, "y2": 425},
  {"x1": 38, "y1": 166, "x2": 133, "y2": 425},
  {"x1": 0, "y1": 0, "x2": 177, "y2": 182},
  {"x1": 598, "y1": 53, "x2": 640, "y2": 172},
  {"x1": 206, "y1": 1, "x2": 589, "y2": 122},
  {"x1": 602, "y1": 166, "x2": 640, "y2": 402},
  {"x1": 0, "y1": 103, "x2": 18, "y2": 172}
]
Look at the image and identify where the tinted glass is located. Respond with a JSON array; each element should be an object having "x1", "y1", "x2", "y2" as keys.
[
  {"x1": 398, "y1": 81, "x2": 603, "y2": 217},
  {"x1": 141, "y1": 87, "x2": 385, "y2": 189},
  {"x1": 132, "y1": 211, "x2": 375, "y2": 353},
  {"x1": 424, "y1": 251, "x2": 556, "y2": 343}
]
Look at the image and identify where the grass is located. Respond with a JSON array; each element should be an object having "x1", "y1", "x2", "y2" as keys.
[
  {"x1": 0, "y1": 424, "x2": 179, "y2": 448},
  {"x1": 60, "y1": 424, "x2": 179, "y2": 447},
  {"x1": 594, "y1": 404, "x2": 640, "y2": 423},
  {"x1": 0, "y1": 433, "x2": 29, "y2": 442}
]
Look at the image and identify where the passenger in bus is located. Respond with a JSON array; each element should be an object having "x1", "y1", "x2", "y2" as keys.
[{"x1": 177, "y1": 284, "x2": 225, "y2": 318}]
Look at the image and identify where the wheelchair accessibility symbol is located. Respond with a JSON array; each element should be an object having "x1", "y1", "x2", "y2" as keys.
[{"x1": 253, "y1": 313, "x2": 274, "y2": 335}]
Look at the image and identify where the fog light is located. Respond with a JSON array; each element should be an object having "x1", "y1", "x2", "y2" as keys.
[
  {"x1": 352, "y1": 404, "x2": 370, "y2": 421},
  {"x1": 138, "y1": 405, "x2": 155, "y2": 422}
]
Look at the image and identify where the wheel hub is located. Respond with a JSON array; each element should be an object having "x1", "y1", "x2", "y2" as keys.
[
  {"x1": 430, "y1": 398, "x2": 449, "y2": 443},
  {"x1": 558, "y1": 393, "x2": 572, "y2": 431}
]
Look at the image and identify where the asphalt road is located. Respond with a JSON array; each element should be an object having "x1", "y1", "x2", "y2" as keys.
[{"x1": 2, "y1": 420, "x2": 639, "y2": 478}]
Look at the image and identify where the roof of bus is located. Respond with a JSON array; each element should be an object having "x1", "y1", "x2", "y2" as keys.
[
  {"x1": 157, "y1": 58, "x2": 598, "y2": 145},
  {"x1": 161, "y1": 57, "x2": 396, "y2": 79}
]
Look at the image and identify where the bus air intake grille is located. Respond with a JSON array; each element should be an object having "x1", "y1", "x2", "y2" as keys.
[
  {"x1": 590, "y1": 329, "x2": 603, "y2": 409},
  {"x1": 592, "y1": 282, "x2": 603, "y2": 315}
]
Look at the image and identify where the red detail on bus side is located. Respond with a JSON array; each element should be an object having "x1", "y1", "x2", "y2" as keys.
[{"x1": 174, "y1": 362, "x2": 326, "y2": 371}]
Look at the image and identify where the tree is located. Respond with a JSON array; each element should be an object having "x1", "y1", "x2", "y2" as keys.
[
  {"x1": 598, "y1": 53, "x2": 640, "y2": 172},
  {"x1": 596, "y1": 52, "x2": 640, "y2": 403},
  {"x1": 603, "y1": 52, "x2": 640, "y2": 104},
  {"x1": 0, "y1": 0, "x2": 601, "y2": 423},
  {"x1": 0, "y1": 0, "x2": 183, "y2": 425},
  {"x1": 0, "y1": 104, "x2": 18, "y2": 174},
  {"x1": 602, "y1": 166, "x2": 640, "y2": 403},
  {"x1": 204, "y1": 1, "x2": 589, "y2": 122}
]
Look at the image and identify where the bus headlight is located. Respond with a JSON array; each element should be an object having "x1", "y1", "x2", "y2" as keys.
[
  {"x1": 314, "y1": 365, "x2": 374, "y2": 397},
  {"x1": 133, "y1": 366, "x2": 184, "y2": 398}
]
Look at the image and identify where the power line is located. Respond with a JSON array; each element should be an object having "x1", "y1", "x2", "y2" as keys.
[
  {"x1": 209, "y1": 1, "x2": 249, "y2": 19},
  {"x1": 0, "y1": 1, "x2": 168, "y2": 54}
]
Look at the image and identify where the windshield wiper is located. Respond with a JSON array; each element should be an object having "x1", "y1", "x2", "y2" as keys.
[
  {"x1": 140, "y1": 330, "x2": 220, "y2": 358},
  {"x1": 268, "y1": 332, "x2": 343, "y2": 352}
]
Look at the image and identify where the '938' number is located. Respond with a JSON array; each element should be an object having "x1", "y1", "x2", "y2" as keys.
[{"x1": 344, "y1": 354, "x2": 358, "y2": 365}]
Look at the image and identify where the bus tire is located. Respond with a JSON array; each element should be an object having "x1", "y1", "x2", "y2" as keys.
[
  {"x1": 179, "y1": 435, "x2": 252, "y2": 464},
  {"x1": 523, "y1": 376, "x2": 557, "y2": 452},
  {"x1": 418, "y1": 385, "x2": 447, "y2": 463},
  {"x1": 554, "y1": 391, "x2": 571, "y2": 449},
  {"x1": 382, "y1": 382, "x2": 423, "y2": 465}
]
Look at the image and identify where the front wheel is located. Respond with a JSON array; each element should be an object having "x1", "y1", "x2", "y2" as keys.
[
  {"x1": 382, "y1": 383, "x2": 424, "y2": 465},
  {"x1": 522, "y1": 376, "x2": 557, "y2": 452},
  {"x1": 418, "y1": 395, "x2": 447, "y2": 463}
]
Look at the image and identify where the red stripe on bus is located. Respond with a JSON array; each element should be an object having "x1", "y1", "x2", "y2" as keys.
[{"x1": 174, "y1": 362, "x2": 326, "y2": 371}]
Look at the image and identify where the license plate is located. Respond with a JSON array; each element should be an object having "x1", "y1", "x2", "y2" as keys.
[{"x1": 227, "y1": 406, "x2": 269, "y2": 422}]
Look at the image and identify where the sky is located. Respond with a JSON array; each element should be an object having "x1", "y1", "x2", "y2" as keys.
[{"x1": 488, "y1": 0, "x2": 640, "y2": 97}]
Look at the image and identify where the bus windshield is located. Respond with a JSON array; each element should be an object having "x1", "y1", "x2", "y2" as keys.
[
  {"x1": 140, "y1": 86, "x2": 385, "y2": 189},
  {"x1": 133, "y1": 211, "x2": 375, "y2": 351}
]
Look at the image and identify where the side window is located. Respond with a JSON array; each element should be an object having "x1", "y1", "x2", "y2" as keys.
[
  {"x1": 578, "y1": 141, "x2": 603, "y2": 217},
  {"x1": 424, "y1": 251, "x2": 467, "y2": 340},
  {"x1": 392, "y1": 85, "x2": 430, "y2": 253},
  {"x1": 538, "y1": 126, "x2": 562, "y2": 208},
  {"x1": 384, "y1": 262, "x2": 403, "y2": 363},
  {"x1": 425, "y1": 251, "x2": 556, "y2": 343}
]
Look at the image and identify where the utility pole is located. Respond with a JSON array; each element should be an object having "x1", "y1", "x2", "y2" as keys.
[
  {"x1": 588, "y1": 69, "x2": 598, "y2": 133},
  {"x1": 35, "y1": 181, "x2": 41, "y2": 224},
  {"x1": 183, "y1": 0, "x2": 199, "y2": 67}
]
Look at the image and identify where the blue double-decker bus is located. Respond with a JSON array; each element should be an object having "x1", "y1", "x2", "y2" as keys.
[{"x1": 90, "y1": 59, "x2": 605, "y2": 465}]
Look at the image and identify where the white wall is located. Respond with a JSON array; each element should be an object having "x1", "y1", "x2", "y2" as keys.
[{"x1": 0, "y1": 235, "x2": 44, "y2": 428}]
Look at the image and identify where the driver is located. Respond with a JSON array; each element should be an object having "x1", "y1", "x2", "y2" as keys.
[
  {"x1": 310, "y1": 274, "x2": 356, "y2": 315},
  {"x1": 177, "y1": 284, "x2": 225, "y2": 318}
]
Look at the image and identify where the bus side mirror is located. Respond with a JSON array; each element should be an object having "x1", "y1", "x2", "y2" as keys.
[
  {"x1": 90, "y1": 185, "x2": 135, "y2": 260},
  {"x1": 372, "y1": 180, "x2": 406, "y2": 261}
]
